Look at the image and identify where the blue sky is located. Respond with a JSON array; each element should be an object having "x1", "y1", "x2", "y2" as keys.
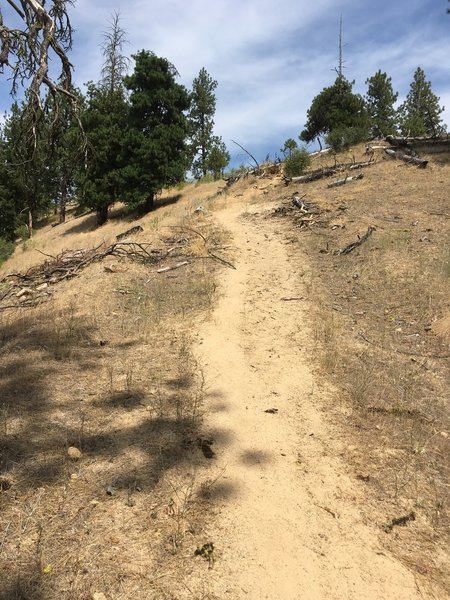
[{"x1": 1, "y1": 0, "x2": 449, "y2": 167}]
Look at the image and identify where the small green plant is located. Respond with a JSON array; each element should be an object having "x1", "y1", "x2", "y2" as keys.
[
  {"x1": 15, "y1": 224, "x2": 29, "y2": 241},
  {"x1": 283, "y1": 148, "x2": 311, "y2": 177}
]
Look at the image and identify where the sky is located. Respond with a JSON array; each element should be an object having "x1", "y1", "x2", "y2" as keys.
[{"x1": 1, "y1": 0, "x2": 450, "y2": 167}]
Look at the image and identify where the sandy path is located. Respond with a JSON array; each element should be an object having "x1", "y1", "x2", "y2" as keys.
[{"x1": 196, "y1": 196, "x2": 425, "y2": 599}]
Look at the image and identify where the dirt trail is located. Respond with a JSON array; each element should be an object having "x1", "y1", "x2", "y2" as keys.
[{"x1": 196, "y1": 196, "x2": 425, "y2": 599}]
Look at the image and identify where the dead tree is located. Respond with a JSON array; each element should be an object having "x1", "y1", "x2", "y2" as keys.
[{"x1": 0, "y1": 1, "x2": 78, "y2": 138}]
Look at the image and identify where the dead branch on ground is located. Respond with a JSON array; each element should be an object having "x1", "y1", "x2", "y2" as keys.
[
  {"x1": 327, "y1": 173, "x2": 364, "y2": 188},
  {"x1": 335, "y1": 226, "x2": 375, "y2": 255}
]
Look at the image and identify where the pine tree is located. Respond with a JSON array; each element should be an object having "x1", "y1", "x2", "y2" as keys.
[
  {"x1": 365, "y1": 70, "x2": 399, "y2": 138},
  {"x1": 123, "y1": 51, "x2": 190, "y2": 211},
  {"x1": 1, "y1": 100, "x2": 56, "y2": 236},
  {"x1": 300, "y1": 76, "x2": 368, "y2": 150},
  {"x1": 398, "y1": 67, "x2": 445, "y2": 136},
  {"x1": 281, "y1": 138, "x2": 298, "y2": 158},
  {"x1": 80, "y1": 84, "x2": 129, "y2": 225},
  {"x1": 79, "y1": 14, "x2": 130, "y2": 226},
  {"x1": 188, "y1": 68, "x2": 219, "y2": 178},
  {"x1": 206, "y1": 138, "x2": 230, "y2": 179}
]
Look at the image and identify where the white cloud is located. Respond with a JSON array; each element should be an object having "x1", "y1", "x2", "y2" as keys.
[{"x1": 1, "y1": 0, "x2": 449, "y2": 164}]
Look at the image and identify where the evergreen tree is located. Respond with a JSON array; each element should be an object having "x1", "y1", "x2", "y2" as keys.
[
  {"x1": 206, "y1": 138, "x2": 230, "y2": 179},
  {"x1": 365, "y1": 70, "x2": 399, "y2": 138},
  {"x1": 47, "y1": 91, "x2": 86, "y2": 223},
  {"x1": 188, "y1": 68, "x2": 219, "y2": 178},
  {"x1": 0, "y1": 127, "x2": 18, "y2": 241},
  {"x1": 1, "y1": 100, "x2": 55, "y2": 236},
  {"x1": 80, "y1": 84, "x2": 129, "y2": 225},
  {"x1": 398, "y1": 67, "x2": 445, "y2": 136},
  {"x1": 123, "y1": 51, "x2": 190, "y2": 211},
  {"x1": 281, "y1": 138, "x2": 298, "y2": 158},
  {"x1": 79, "y1": 14, "x2": 130, "y2": 226},
  {"x1": 300, "y1": 76, "x2": 368, "y2": 150}
]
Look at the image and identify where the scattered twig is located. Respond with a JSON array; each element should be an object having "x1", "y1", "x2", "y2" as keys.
[
  {"x1": 317, "y1": 505, "x2": 338, "y2": 519},
  {"x1": 156, "y1": 261, "x2": 189, "y2": 274},
  {"x1": 280, "y1": 296, "x2": 304, "y2": 301}
]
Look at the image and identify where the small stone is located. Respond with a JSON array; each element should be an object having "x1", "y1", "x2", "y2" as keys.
[
  {"x1": 36, "y1": 283, "x2": 48, "y2": 291},
  {"x1": 67, "y1": 446, "x2": 82, "y2": 460},
  {"x1": 92, "y1": 593, "x2": 108, "y2": 600},
  {"x1": 440, "y1": 431, "x2": 449, "y2": 439},
  {"x1": 70, "y1": 473, "x2": 78, "y2": 481}
]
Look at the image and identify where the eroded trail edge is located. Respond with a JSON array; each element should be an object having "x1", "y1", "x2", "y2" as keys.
[{"x1": 196, "y1": 199, "x2": 423, "y2": 600}]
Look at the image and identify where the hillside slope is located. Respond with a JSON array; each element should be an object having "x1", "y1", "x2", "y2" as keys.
[{"x1": 0, "y1": 147, "x2": 449, "y2": 599}]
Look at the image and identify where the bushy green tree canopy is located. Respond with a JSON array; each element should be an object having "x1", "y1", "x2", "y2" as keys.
[
  {"x1": 206, "y1": 138, "x2": 230, "y2": 179},
  {"x1": 398, "y1": 67, "x2": 445, "y2": 136},
  {"x1": 80, "y1": 85, "x2": 129, "y2": 225},
  {"x1": 365, "y1": 70, "x2": 399, "y2": 138},
  {"x1": 123, "y1": 51, "x2": 191, "y2": 211},
  {"x1": 300, "y1": 76, "x2": 368, "y2": 148}
]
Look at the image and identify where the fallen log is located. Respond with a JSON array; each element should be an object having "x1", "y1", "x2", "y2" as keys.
[
  {"x1": 335, "y1": 226, "x2": 375, "y2": 255},
  {"x1": 384, "y1": 148, "x2": 428, "y2": 167},
  {"x1": 327, "y1": 173, "x2": 364, "y2": 188},
  {"x1": 285, "y1": 166, "x2": 338, "y2": 184},
  {"x1": 349, "y1": 161, "x2": 375, "y2": 170},
  {"x1": 285, "y1": 160, "x2": 375, "y2": 185}
]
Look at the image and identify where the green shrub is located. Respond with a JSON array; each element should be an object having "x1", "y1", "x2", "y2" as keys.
[
  {"x1": 0, "y1": 237, "x2": 15, "y2": 265},
  {"x1": 15, "y1": 224, "x2": 30, "y2": 241},
  {"x1": 194, "y1": 174, "x2": 215, "y2": 185},
  {"x1": 284, "y1": 148, "x2": 311, "y2": 177},
  {"x1": 326, "y1": 127, "x2": 367, "y2": 153}
]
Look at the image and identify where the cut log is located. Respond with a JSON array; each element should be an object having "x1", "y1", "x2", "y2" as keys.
[
  {"x1": 384, "y1": 148, "x2": 428, "y2": 167},
  {"x1": 327, "y1": 173, "x2": 364, "y2": 188}
]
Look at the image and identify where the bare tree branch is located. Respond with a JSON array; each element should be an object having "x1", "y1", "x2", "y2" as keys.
[{"x1": 0, "y1": 0, "x2": 78, "y2": 139}]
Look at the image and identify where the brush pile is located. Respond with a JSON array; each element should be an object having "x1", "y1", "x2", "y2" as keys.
[{"x1": 0, "y1": 241, "x2": 166, "y2": 310}]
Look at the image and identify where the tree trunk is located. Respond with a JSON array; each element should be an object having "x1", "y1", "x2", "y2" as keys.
[
  {"x1": 97, "y1": 204, "x2": 109, "y2": 226},
  {"x1": 28, "y1": 209, "x2": 33, "y2": 238},
  {"x1": 144, "y1": 192, "x2": 154, "y2": 212},
  {"x1": 59, "y1": 192, "x2": 67, "y2": 224}
]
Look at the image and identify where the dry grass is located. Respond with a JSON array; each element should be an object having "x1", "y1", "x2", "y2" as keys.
[
  {"x1": 0, "y1": 181, "x2": 229, "y2": 600},
  {"x1": 272, "y1": 144, "x2": 450, "y2": 593}
]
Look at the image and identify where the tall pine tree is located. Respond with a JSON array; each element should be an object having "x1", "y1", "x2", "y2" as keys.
[
  {"x1": 123, "y1": 51, "x2": 190, "y2": 211},
  {"x1": 365, "y1": 70, "x2": 399, "y2": 138},
  {"x1": 188, "y1": 68, "x2": 220, "y2": 179},
  {"x1": 398, "y1": 67, "x2": 445, "y2": 136},
  {"x1": 80, "y1": 13, "x2": 130, "y2": 225}
]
